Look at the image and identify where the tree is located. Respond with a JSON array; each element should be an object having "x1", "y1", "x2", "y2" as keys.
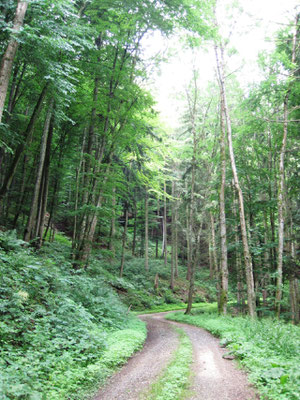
[
  {"x1": 275, "y1": 13, "x2": 299, "y2": 319},
  {"x1": 0, "y1": 0, "x2": 28, "y2": 123},
  {"x1": 215, "y1": 42, "x2": 256, "y2": 318}
]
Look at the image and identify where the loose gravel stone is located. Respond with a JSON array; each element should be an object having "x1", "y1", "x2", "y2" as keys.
[{"x1": 93, "y1": 312, "x2": 259, "y2": 400}]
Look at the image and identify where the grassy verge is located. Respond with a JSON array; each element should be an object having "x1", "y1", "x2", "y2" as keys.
[
  {"x1": 0, "y1": 231, "x2": 146, "y2": 400},
  {"x1": 134, "y1": 302, "x2": 219, "y2": 315},
  {"x1": 141, "y1": 327, "x2": 193, "y2": 400},
  {"x1": 166, "y1": 312, "x2": 300, "y2": 400},
  {"x1": 50, "y1": 318, "x2": 146, "y2": 400}
]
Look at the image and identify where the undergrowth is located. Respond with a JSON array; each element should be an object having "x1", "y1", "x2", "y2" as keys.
[
  {"x1": 0, "y1": 230, "x2": 146, "y2": 399},
  {"x1": 135, "y1": 302, "x2": 219, "y2": 315},
  {"x1": 166, "y1": 311, "x2": 300, "y2": 400},
  {"x1": 142, "y1": 327, "x2": 193, "y2": 400}
]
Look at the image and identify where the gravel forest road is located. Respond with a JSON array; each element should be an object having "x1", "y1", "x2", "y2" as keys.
[{"x1": 93, "y1": 312, "x2": 258, "y2": 400}]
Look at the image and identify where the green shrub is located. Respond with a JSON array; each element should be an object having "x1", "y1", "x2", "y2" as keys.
[{"x1": 0, "y1": 233, "x2": 146, "y2": 399}]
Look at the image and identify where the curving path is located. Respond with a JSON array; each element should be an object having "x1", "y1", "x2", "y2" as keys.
[{"x1": 93, "y1": 312, "x2": 259, "y2": 400}]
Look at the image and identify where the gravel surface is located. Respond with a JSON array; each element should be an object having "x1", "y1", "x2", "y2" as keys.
[
  {"x1": 164, "y1": 317, "x2": 259, "y2": 400},
  {"x1": 93, "y1": 315, "x2": 179, "y2": 400},
  {"x1": 93, "y1": 312, "x2": 259, "y2": 400}
]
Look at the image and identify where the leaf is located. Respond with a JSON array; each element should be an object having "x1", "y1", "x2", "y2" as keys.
[{"x1": 280, "y1": 374, "x2": 289, "y2": 385}]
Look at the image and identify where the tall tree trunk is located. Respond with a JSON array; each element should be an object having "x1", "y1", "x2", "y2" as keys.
[
  {"x1": 120, "y1": 206, "x2": 128, "y2": 278},
  {"x1": 174, "y1": 190, "x2": 179, "y2": 278},
  {"x1": 155, "y1": 197, "x2": 160, "y2": 259},
  {"x1": 0, "y1": 1, "x2": 28, "y2": 123},
  {"x1": 185, "y1": 78, "x2": 197, "y2": 314},
  {"x1": 145, "y1": 188, "x2": 149, "y2": 271},
  {"x1": 132, "y1": 198, "x2": 137, "y2": 256},
  {"x1": 170, "y1": 181, "x2": 175, "y2": 290},
  {"x1": 163, "y1": 181, "x2": 167, "y2": 267},
  {"x1": 12, "y1": 154, "x2": 28, "y2": 227},
  {"x1": 109, "y1": 186, "x2": 116, "y2": 256},
  {"x1": 186, "y1": 184, "x2": 192, "y2": 280},
  {"x1": 215, "y1": 44, "x2": 256, "y2": 317},
  {"x1": 219, "y1": 94, "x2": 228, "y2": 314},
  {"x1": 275, "y1": 15, "x2": 298, "y2": 318},
  {"x1": 232, "y1": 188, "x2": 244, "y2": 313},
  {"x1": 35, "y1": 107, "x2": 55, "y2": 248},
  {"x1": 72, "y1": 127, "x2": 87, "y2": 251},
  {"x1": 24, "y1": 99, "x2": 54, "y2": 242},
  {"x1": 0, "y1": 83, "x2": 48, "y2": 201}
]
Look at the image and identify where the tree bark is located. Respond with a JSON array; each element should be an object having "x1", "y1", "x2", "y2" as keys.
[
  {"x1": 132, "y1": 198, "x2": 137, "y2": 256},
  {"x1": 72, "y1": 127, "x2": 87, "y2": 251},
  {"x1": 120, "y1": 206, "x2": 128, "y2": 278},
  {"x1": 0, "y1": 83, "x2": 48, "y2": 201},
  {"x1": 109, "y1": 186, "x2": 116, "y2": 256},
  {"x1": 24, "y1": 99, "x2": 54, "y2": 242},
  {"x1": 219, "y1": 93, "x2": 228, "y2": 314},
  {"x1": 170, "y1": 181, "x2": 175, "y2": 290},
  {"x1": 215, "y1": 44, "x2": 256, "y2": 317},
  {"x1": 174, "y1": 187, "x2": 179, "y2": 278},
  {"x1": 163, "y1": 181, "x2": 167, "y2": 267},
  {"x1": 0, "y1": 1, "x2": 28, "y2": 123},
  {"x1": 155, "y1": 197, "x2": 160, "y2": 259},
  {"x1": 275, "y1": 15, "x2": 298, "y2": 318},
  {"x1": 145, "y1": 188, "x2": 149, "y2": 271},
  {"x1": 185, "y1": 77, "x2": 197, "y2": 314}
]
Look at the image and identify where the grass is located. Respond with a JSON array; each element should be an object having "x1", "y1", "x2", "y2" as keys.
[
  {"x1": 141, "y1": 327, "x2": 193, "y2": 400},
  {"x1": 166, "y1": 311, "x2": 300, "y2": 400},
  {"x1": 48, "y1": 318, "x2": 146, "y2": 400},
  {"x1": 134, "y1": 301, "x2": 219, "y2": 315},
  {"x1": 0, "y1": 230, "x2": 146, "y2": 400}
]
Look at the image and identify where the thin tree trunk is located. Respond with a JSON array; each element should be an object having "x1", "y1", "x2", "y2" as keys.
[
  {"x1": 186, "y1": 186, "x2": 192, "y2": 280},
  {"x1": 174, "y1": 192, "x2": 179, "y2": 278},
  {"x1": 109, "y1": 186, "x2": 116, "y2": 256},
  {"x1": 170, "y1": 181, "x2": 175, "y2": 290},
  {"x1": 155, "y1": 197, "x2": 160, "y2": 259},
  {"x1": 24, "y1": 99, "x2": 54, "y2": 242},
  {"x1": 275, "y1": 15, "x2": 298, "y2": 318},
  {"x1": 215, "y1": 44, "x2": 256, "y2": 317},
  {"x1": 132, "y1": 199, "x2": 137, "y2": 256},
  {"x1": 0, "y1": 83, "x2": 48, "y2": 200},
  {"x1": 208, "y1": 236, "x2": 214, "y2": 280},
  {"x1": 219, "y1": 94, "x2": 228, "y2": 314},
  {"x1": 210, "y1": 211, "x2": 220, "y2": 311},
  {"x1": 12, "y1": 154, "x2": 28, "y2": 227},
  {"x1": 0, "y1": 0, "x2": 28, "y2": 123},
  {"x1": 120, "y1": 206, "x2": 128, "y2": 278},
  {"x1": 185, "y1": 77, "x2": 197, "y2": 314},
  {"x1": 7, "y1": 62, "x2": 27, "y2": 117},
  {"x1": 233, "y1": 188, "x2": 244, "y2": 312},
  {"x1": 72, "y1": 128, "x2": 87, "y2": 250},
  {"x1": 36, "y1": 109, "x2": 55, "y2": 248},
  {"x1": 163, "y1": 181, "x2": 167, "y2": 267},
  {"x1": 145, "y1": 188, "x2": 149, "y2": 271}
]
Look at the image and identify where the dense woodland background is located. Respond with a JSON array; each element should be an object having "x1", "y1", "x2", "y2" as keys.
[{"x1": 0, "y1": 1, "x2": 299, "y2": 399}]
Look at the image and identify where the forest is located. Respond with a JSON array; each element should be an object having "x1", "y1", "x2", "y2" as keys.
[{"x1": 0, "y1": 0, "x2": 299, "y2": 399}]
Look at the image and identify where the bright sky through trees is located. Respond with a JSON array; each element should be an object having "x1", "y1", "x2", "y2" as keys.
[{"x1": 142, "y1": 0, "x2": 299, "y2": 128}]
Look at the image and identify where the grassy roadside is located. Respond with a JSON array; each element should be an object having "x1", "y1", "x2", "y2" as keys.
[
  {"x1": 134, "y1": 302, "x2": 218, "y2": 315},
  {"x1": 166, "y1": 312, "x2": 300, "y2": 400},
  {"x1": 0, "y1": 232, "x2": 147, "y2": 400},
  {"x1": 141, "y1": 327, "x2": 193, "y2": 400}
]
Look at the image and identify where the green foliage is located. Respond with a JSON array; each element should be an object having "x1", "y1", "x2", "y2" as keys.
[
  {"x1": 166, "y1": 312, "x2": 300, "y2": 400},
  {"x1": 0, "y1": 231, "x2": 146, "y2": 399},
  {"x1": 142, "y1": 327, "x2": 192, "y2": 400}
]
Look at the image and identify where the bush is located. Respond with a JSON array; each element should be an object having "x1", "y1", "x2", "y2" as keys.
[{"x1": 0, "y1": 232, "x2": 146, "y2": 399}]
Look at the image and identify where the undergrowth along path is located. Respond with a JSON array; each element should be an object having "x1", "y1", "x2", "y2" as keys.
[
  {"x1": 94, "y1": 312, "x2": 259, "y2": 400},
  {"x1": 93, "y1": 315, "x2": 179, "y2": 400}
]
